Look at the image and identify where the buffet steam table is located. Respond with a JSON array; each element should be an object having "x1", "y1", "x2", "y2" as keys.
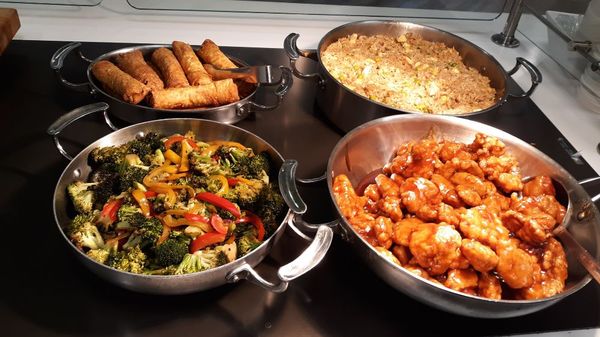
[{"x1": 1, "y1": 40, "x2": 599, "y2": 337}]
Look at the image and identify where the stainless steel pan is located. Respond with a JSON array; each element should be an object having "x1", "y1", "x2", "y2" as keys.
[
  {"x1": 51, "y1": 43, "x2": 293, "y2": 124},
  {"x1": 279, "y1": 114, "x2": 600, "y2": 318},
  {"x1": 284, "y1": 20, "x2": 542, "y2": 132},
  {"x1": 48, "y1": 102, "x2": 332, "y2": 295}
]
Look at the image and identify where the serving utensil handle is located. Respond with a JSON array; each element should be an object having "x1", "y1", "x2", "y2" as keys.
[
  {"x1": 47, "y1": 102, "x2": 117, "y2": 161},
  {"x1": 507, "y1": 57, "x2": 542, "y2": 98},
  {"x1": 50, "y1": 42, "x2": 93, "y2": 93},
  {"x1": 225, "y1": 213, "x2": 333, "y2": 293}
]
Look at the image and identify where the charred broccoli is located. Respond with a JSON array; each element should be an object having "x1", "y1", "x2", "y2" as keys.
[
  {"x1": 89, "y1": 145, "x2": 129, "y2": 166},
  {"x1": 235, "y1": 225, "x2": 261, "y2": 257},
  {"x1": 68, "y1": 211, "x2": 104, "y2": 250},
  {"x1": 189, "y1": 152, "x2": 230, "y2": 176},
  {"x1": 154, "y1": 232, "x2": 191, "y2": 267},
  {"x1": 67, "y1": 181, "x2": 98, "y2": 214},
  {"x1": 88, "y1": 163, "x2": 119, "y2": 207},
  {"x1": 174, "y1": 247, "x2": 230, "y2": 275},
  {"x1": 108, "y1": 246, "x2": 147, "y2": 273},
  {"x1": 137, "y1": 217, "x2": 163, "y2": 250},
  {"x1": 117, "y1": 204, "x2": 146, "y2": 227},
  {"x1": 255, "y1": 184, "x2": 285, "y2": 228},
  {"x1": 117, "y1": 154, "x2": 150, "y2": 190},
  {"x1": 127, "y1": 132, "x2": 163, "y2": 165}
]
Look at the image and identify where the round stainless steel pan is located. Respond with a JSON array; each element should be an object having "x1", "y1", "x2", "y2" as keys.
[
  {"x1": 279, "y1": 114, "x2": 600, "y2": 318},
  {"x1": 50, "y1": 42, "x2": 293, "y2": 125},
  {"x1": 48, "y1": 102, "x2": 332, "y2": 295},
  {"x1": 284, "y1": 20, "x2": 542, "y2": 132}
]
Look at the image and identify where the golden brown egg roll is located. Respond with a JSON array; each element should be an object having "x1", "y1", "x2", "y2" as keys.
[
  {"x1": 197, "y1": 39, "x2": 237, "y2": 69},
  {"x1": 148, "y1": 79, "x2": 239, "y2": 109},
  {"x1": 151, "y1": 47, "x2": 189, "y2": 88},
  {"x1": 91, "y1": 60, "x2": 150, "y2": 104},
  {"x1": 114, "y1": 50, "x2": 164, "y2": 92},
  {"x1": 172, "y1": 41, "x2": 213, "y2": 86}
]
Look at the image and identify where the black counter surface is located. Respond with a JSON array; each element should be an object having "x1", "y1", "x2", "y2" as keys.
[{"x1": 2, "y1": 40, "x2": 600, "y2": 337}]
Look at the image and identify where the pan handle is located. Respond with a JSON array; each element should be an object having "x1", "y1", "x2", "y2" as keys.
[
  {"x1": 579, "y1": 176, "x2": 600, "y2": 204},
  {"x1": 236, "y1": 66, "x2": 293, "y2": 117},
  {"x1": 507, "y1": 57, "x2": 542, "y2": 98},
  {"x1": 284, "y1": 33, "x2": 324, "y2": 87},
  {"x1": 225, "y1": 213, "x2": 333, "y2": 293},
  {"x1": 50, "y1": 42, "x2": 93, "y2": 93},
  {"x1": 47, "y1": 102, "x2": 118, "y2": 161},
  {"x1": 278, "y1": 159, "x2": 352, "y2": 241}
]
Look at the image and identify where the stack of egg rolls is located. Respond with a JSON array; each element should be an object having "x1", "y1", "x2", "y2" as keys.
[{"x1": 90, "y1": 39, "x2": 250, "y2": 110}]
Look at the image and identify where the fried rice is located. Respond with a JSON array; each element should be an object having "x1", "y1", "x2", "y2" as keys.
[{"x1": 320, "y1": 33, "x2": 496, "y2": 114}]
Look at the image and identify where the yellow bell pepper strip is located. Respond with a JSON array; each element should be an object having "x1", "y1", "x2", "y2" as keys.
[
  {"x1": 179, "y1": 140, "x2": 192, "y2": 172},
  {"x1": 195, "y1": 191, "x2": 241, "y2": 218},
  {"x1": 157, "y1": 223, "x2": 171, "y2": 245},
  {"x1": 98, "y1": 198, "x2": 124, "y2": 231},
  {"x1": 164, "y1": 149, "x2": 181, "y2": 164},
  {"x1": 200, "y1": 144, "x2": 220, "y2": 157},
  {"x1": 210, "y1": 214, "x2": 229, "y2": 234},
  {"x1": 165, "y1": 172, "x2": 188, "y2": 181},
  {"x1": 189, "y1": 232, "x2": 227, "y2": 253},
  {"x1": 235, "y1": 211, "x2": 265, "y2": 241},
  {"x1": 131, "y1": 189, "x2": 151, "y2": 217},
  {"x1": 210, "y1": 175, "x2": 229, "y2": 195}
]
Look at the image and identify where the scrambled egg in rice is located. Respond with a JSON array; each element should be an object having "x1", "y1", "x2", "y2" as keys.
[{"x1": 321, "y1": 33, "x2": 496, "y2": 114}]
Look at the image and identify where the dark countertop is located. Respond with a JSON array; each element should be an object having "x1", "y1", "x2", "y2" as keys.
[{"x1": 2, "y1": 40, "x2": 600, "y2": 337}]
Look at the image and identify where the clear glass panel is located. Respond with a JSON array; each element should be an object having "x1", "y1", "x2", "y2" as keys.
[
  {"x1": 0, "y1": 0, "x2": 101, "y2": 5},
  {"x1": 127, "y1": 0, "x2": 507, "y2": 20},
  {"x1": 518, "y1": 0, "x2": 598, "y2": 79}
]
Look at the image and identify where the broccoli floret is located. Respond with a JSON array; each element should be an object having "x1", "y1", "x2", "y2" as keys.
[
  {"x1": 88, "y1": 163, "x2": 119, "y2": 207},
  {"x1": 236, "y1": 226, "x2": 261, "y2": 257},
  {"x1": 247, "y1": 152, "x2": 271, "y2": 179},
  {"x1": 137, "y1": 217, "x2": 163, "y2": 250},
  {"x1": 117, "y1": 204, "x2": 146, "y2": 227},
  {"x1": 255, "y1": 184, "x2": 285, "y2": 228},
  {"x1": 152, "y1": 195, "x2": 166, "y2": 214},
  {"x1": 86, "y1": 248, "x2": 110, "y2": 264},
  {"x1": 67, "y1": 181, "x2": 99, "y2": 214},
  {"x1": 117, "y1": 155, "x2": 149, "y2": 190},
  {"x1": 147, "y1": 149, "x2": 165, "y2": 167},
  {"x1": 189, "y1": 152, "x2": 231, "y2": 176},
  {"x1": 154, "y1": 232, "x2": 191, "y2": 267},
  {"x1": 108, "y1": 246, "x2": 147, "y2": 274},
  {"x1": 174, "y1": 249, "x2": 229, "y2": 275},
  {"x1": 89, "y1": 145, "x2": 128, "y2": 166},
  {"x1": 177, "y1": 173, "x2": 209, "y2": 190},
  {"x1": 125, "y1": 132, "x2": 163, "y2": 165},
  {"x1": 68, "y1": 212, "x2": 105, "y2": 250}
]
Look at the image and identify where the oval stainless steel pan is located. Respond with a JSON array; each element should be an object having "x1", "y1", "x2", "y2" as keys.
[
  {"x1": 48, "y1": 102, "x2": 332, "y2": 295},
  {"x1": 50, "y1": 42, "x2": 293, "y2": 125},
  {"x1": 279, "y1": 114, "x2": 600, "y2": 318},
  {"x1": 284, "y1": 20, "x2": 542, "y2": 132}
]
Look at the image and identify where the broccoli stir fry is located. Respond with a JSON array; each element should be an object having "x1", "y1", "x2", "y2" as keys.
[{"x1": 66, "y1": 131, "x2": 286, "y2": 275}]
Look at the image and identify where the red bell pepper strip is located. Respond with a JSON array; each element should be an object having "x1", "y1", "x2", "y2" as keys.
[
  {"x1": 98, "y1": 198, "x2": 124, "y2": 230},
  {"x1": 235, "y1": 211, "x2": 265, "y2": 241},
  {"x1": 144, "y1": 190, "x2": 158, "y2": 198},
  {"x1": 195, "y1": 192, "x2": 241, "y2": 218},
  {"x1": 227, "y1": 177, "x2": 239, "y2": 186},
  {"x1": 164, "y1": 135, "x2": 198, "y2": 150},
  {"x1": 189, "y1": 232, "x2": 227, "y2": 253},
  {"x1": 184, "y1": 213, "x2": 210, "y2": 224},
  {"x1": 210, "y1": 214, "x2": 229, "y2": 234}
]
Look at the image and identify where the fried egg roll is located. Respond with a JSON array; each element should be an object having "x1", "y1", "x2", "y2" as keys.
[
  {"x1": 151, "y1": 47, "x2": 189, "y2": 88},
  {"x1": 114, "y1": 50, "x2": 164, "y2": 92},
  {"x1": 172, "y1": 41, "x2": 212, "y2": 86},
  {"x1": 148, "y1": 79, "x2": 239, "y2": 109},
  {"x1": 197, "y1": 39, "x2": 237, "y2": 69},
  {"x1": 92, "y1": 60, "x2": 150, "y2": 104}
]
